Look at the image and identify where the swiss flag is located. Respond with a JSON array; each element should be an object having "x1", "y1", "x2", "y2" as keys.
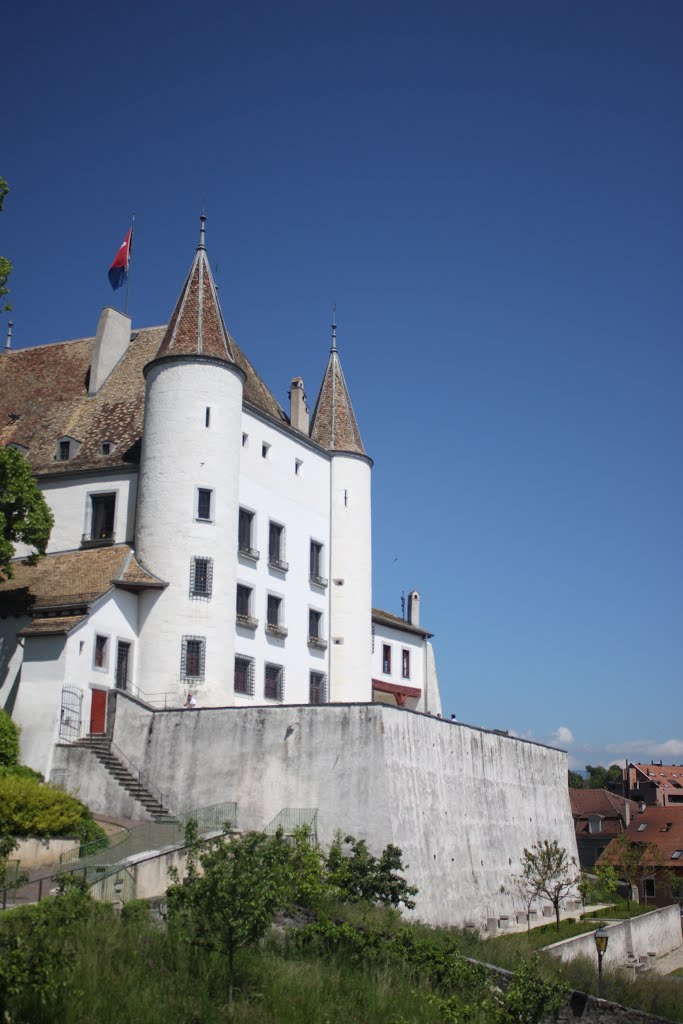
[{"x1": 108, "y1": 227, "x2": 133, "y2": 290}]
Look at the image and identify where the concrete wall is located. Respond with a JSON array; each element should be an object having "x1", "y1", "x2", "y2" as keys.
[
  {"x1": 546, "y1": 905, "x2": 683, "y2": 964},
  {"x1": 55, "y1": 699, "x2": 579, "y2": 927},
  {"x1": 14, "y1": 836, "x2": 77, "y2": 869}
]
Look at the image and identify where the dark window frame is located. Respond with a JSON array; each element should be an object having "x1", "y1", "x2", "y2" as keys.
[
  {"x1": 196, "y1": 488, "x2": 213, "y2": 522},
  {"x1": 181, "y1": 635, "x2": 206, "y2": 681},
  {"x1": 234, "y1": 655, "x2": 255, "y2": 696},
  {"x1": 310, "y1": 671, "x2": 327, "y2": 705},
  {"x1": 190, "y1": 556, "x2": 213, "y2": 598},
  {"x1": 264, "y1": 662, "x2": 284, "y2": 702},
  {"x1": 383, "y1": 644, "x2": 392, "y2": 675}
]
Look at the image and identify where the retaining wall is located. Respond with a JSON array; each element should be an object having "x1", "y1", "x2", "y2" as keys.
[{"x1": 546, "y1": 905, "x2": 683, "y2": 965}]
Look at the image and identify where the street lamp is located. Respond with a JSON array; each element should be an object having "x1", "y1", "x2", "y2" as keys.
[{"x1": 594, "y1": 928, "x2": 609, "y2": 998}]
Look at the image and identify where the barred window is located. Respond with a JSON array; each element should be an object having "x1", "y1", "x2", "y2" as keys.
[
  {"x1": 310, "y1": 671, "x2": 327, "y2": 705},
  {"x1": 190, "y1": 557, "x2": 213, "y2": 598},
  {"x1": 264, "y1": 663, "x2": 284, "y2": 701},
  {"x1": 234, "y1": 655, "x2": 255, "y2": 696},
  {"x1": 383, "y1": 645, "x2": 391, "y2": 674},
  {"x1": 181, "y1": 636, "x2": 206, "y2": 681}
]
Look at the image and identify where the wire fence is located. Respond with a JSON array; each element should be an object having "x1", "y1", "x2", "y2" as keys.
[{"x1": 264, "y1": 807, "x2": 318, "y2": 839}]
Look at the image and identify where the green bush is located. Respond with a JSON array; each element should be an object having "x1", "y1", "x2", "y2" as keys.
[
  {"x1": 0, "y1": 710, "x2": 19, "y2": 768},
  {"x1": 0, "y1": 774, "x2": 106, "y2": 846},
  {"x1": 0, "y1": 763, "x2": 43, "y2": 782}
]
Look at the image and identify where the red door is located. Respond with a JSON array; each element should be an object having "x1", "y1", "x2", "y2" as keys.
[{"x1": 90, "y1": 690, "x2": 107, "y2": 734}]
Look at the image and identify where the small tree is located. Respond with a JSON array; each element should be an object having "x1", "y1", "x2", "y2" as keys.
[
  {"x1": 608, "y1": 833, "x2": 661, "y2": 908},
  {"x1": 167, "y1": 824, "x2": 293, "y2": 1003},
  {"x1": 500, "y1": 873, "x2": 540, "y2": 936},
  {"x1": 662, "y1": 869, "x2": 683, "y2": 904},
  {"x1": 0, "y1": 710, "x2": 19, "y2": 768},
  {"x1": 0, "y1": 448, "x2": 54, "y2": 581},
  {"x1": 325, "y1": 832, "x2": 417, "y2": 909},
  {"x1": 520, "y1": 840, "x2": 579, "y2": 930},
  {"x1": 568, "y1": 770, "x2": 584, "y2": 789}
]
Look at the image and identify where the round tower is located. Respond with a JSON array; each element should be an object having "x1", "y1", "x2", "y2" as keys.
[
  {"x1": 310, "y1": 318, "x2": 372, "y2": 702},
  {"x1": 135, "y1": 218, "x2": 245, "y2": 706}
]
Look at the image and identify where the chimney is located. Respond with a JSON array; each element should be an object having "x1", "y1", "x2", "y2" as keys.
[
  {"x1": 290, "y1": 377, "x2": 309, "y2": 434},
  {"x1": 4, "y1": 321, "x2": 13, "y2": 353},
  {"x1": 622, "y1": 800, "x2": 631, "y2": 828},
  {"x1": 88, "y1": 307, "x2": 132, "y2": 397},
  {"x1": 407, "y1": 590, "x2": 420, "y2": 626}
]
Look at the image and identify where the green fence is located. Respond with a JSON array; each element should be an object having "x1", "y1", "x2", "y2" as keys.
[
  {"x1": 264, "y1": 807, "x2": 318, "y2": 839},
  {"x1": 89, "y1": 866, "x2": 136, "y2": 903}
]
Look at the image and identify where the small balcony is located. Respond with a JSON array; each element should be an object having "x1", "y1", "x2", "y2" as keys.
[
  {"x1": 308, "y1": 636, "x2": 328, "y2": 651},
  {"x1": 81, "y1": 530, "x2": 115, "y2": 549},
  {"x1": 265, "y1": 623, "x2": 288, "y2": 639},
  {"x1": 238, "y1": 545, "x2": 260, "y2": 562},
  {"x1": 236, "y1": 614, "x2": 258, "y2": 631},
  {"x1": 268, "y1": 556, "x2": 289, "y2": 573},
  {"x1": 309, "y1": 573, "x2": 328, "y2": 588}
]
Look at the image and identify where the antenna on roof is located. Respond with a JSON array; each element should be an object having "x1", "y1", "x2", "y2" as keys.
[
  {"x1": 198, "y1": 214, "x2": 207, "y2": 251},
  {"x1": 4, "y1": 321, "x2": 12, "y2": 353},
  {"x1": 331, "y1": 303, "x2": 337, "y2": 352},
  {"x1": 401, "y1": 590, "x2": 406, "y2": 619}
]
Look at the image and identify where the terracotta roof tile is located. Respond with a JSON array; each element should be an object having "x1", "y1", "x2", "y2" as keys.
[
  {"x1": 599, "y1": 805, "x2": 683, "y2": 865},
  {"x1": 310, "y1": 349, "x2": 365, "y2": 455},
  {"x1": 569, "y1": 789, "x2": 638, "y2": 819},
  {"x1": 19, "y1": 615, "x2": 87, "y2": 637}
]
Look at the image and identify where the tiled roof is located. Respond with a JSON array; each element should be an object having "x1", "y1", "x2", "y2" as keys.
[
  {"x1": 154, "y1": 230, "x2": 237, "y2": 364},
  {"x1": 0, "y1": 544, "x2": 164, "y2": 616},
  {"x1": 19, "y1": 615, "x2": 87, "y2": 637},
  {"x1": 310, "y1": 348, "x2": 366, "y2": 456},
  {"x1": 630, "y1": 763, "x2": 683, "y2": 792},
  {"x1": 569, "y1": 788, "x2": 638, "y2": 820},
  {"x1": 372, "y1": 607, "x2": 433, "y2": 639},
  {"x1": 599, "y1": 806, "x2": 683, "y2": 866}
]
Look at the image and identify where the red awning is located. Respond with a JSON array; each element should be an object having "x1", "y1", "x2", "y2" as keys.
[{"x1": 372, "y1": 678, "x2": 422, "y2": 707}]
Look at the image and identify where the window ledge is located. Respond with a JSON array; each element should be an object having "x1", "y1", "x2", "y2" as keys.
[
  {"x1": 309, "y1": 574, "x2": 328, "y2": 588},
  {"x1": 81, "y1": 533, "x2": 115, "y2": 548},
  {"x1": 266, "y1": 624, "x2": 288, "y2": 639},
  {"x1": 268, "y1": 558, "x2": 289, "y2": 573},
  {"x1": 236, "y1": 615, "x2": 258, "y2": 631},
  {"x1": 308, "y1": 636, "x2": 328, "y2": 650},
  {"x1": 239, "y1": 546, "x2": 260, "y2": 562}
]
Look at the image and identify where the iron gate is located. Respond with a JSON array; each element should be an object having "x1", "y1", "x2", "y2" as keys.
[{"x1": 59, "y1": 686, "x2": 83, "y2": 741}]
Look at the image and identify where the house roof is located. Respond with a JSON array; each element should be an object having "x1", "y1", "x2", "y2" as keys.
[
  {"x1": 0, "y1": 544, "x2": 164, "y2": 617},
  {"x1": 19, "y1": 615, "x2": 87, "y2": 637},
  {"x1": 599, "y1": 806, "x2": 683, "y2": 867},
  {"x1": 569, "y1": 789, "x2": 638, "y2": 836},
  {"x1": 629, "y1": 763, "x2": 683, "y2": 793},
  {"x1": 310, "y1": 332, "x2": 366, "y2": 456},
  {"x1": 153, "y1": 219, "x2": 238, "y2": 365},
  {"x1": 372, "y1": 607, "x2": 433, "y2": 639}
]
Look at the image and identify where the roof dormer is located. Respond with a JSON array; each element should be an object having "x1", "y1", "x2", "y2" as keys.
[{"x1": 55, "y1": 436, "x2": 81, "y2": 463}]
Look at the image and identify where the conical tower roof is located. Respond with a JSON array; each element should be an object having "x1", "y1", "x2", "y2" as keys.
[
  {"x1": 154, "y1": 216, "x2": 237, "y2": 364},
  {"x1": 310, "y1": 320, "x2": 366, "y2": 456}
]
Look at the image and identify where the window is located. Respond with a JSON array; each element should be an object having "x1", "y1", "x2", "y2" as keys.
[
  {"x1": 181, "y1": 636, "x2": 205, "y2": 681},
  {"x1": 265, "y1": 663, "x2": 284, "y2": 701},
  {"x1": 242, "y1": 432, "x2": 248, "y2": 447},
  {"x1": 262, "y1": 442, "x2": 270, "y2": 459},
  {"x1": 309, "y1": 609, "x2": 322, "y2": 639},
  {"x1": 637, "y1": 823, "x2": 648, "y2": 832},
  {"x1": 672, "y1": 850, "x2": 682, "y2": 860},
  {"x1": 310, "y1": 541, "x2": 327, "y2": 586},
  {"x1": 238, "y1": 508, "x2": 258, "y2": 559},
  {"x1": 115, "y1": 641, "x2": 131, "y2": 691},
  {"x1": 266, "y1": 595, "x2": 287, "y2": 637},
  {"x1": 295, "y1": 459, "x2": 302, "y2": 475},
  {"x1": 100, "y1": 441, "x2": 112, "y2": 456},
  {"x1": 643, "y1": 878, "x2": 656, "y2": 899},
  {"x1": 190, "y1": 557, "x2": 213, "y2": 598},
  {"x1": 197, "y1": 488, "x2": 213, "y2": 522},
  {"x1": 93, "y1": 635, "x2": 108, "y2": 670},
  {"x1": 587, "y1": 815, "x2": 603, "y2": 835},
  {"x1": 58, "y1": 440, "x2": 71, "y2": 461},
  {"x1": 268, "y1": 522, "x2": 288, "y2": 571},
  {"x1": 383, "y1": 645, "x2": 391, "y2": 674},
  {"x1": 402, "y1": 649, "x2": 410, "y2": 679},
  {"x1": 83, "y1": 493, "x2": 116, "y2": 546},
  {"x1": 236, "y1": 585, "x2": 257, "y2": 628},
  {"x1": 310, "y1": 671, "x2": 327, "y2": 705},
  {"x1": 234, "y1": 655, "x2": 255, "y2": 696}
]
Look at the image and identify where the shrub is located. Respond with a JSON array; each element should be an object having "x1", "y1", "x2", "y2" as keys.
[
  {"x1": 0, "y1": 763, "x2": 43, "y2": 782},
  {"x1": 0, "y1": 710, "x2": 19, "y2": 768},
  {"x1": 0, "y1": 774, "x2": 106, "y2": 846}
]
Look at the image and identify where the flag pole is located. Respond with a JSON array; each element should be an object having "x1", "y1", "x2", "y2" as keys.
[{"x1": 124, "y1": 213, "x2": 135, "y2": 317}]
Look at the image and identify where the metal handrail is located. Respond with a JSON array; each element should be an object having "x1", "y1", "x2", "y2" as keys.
[
  {"x1": 107, "y1": 737, "x2": 169, "y2": 813},
  {"x1": 127, "y1": 682, "x2": 179, "y2": 709}
]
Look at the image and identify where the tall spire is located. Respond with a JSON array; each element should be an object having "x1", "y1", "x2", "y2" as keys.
[
  {"x1": 153, "y1": 216, "x2": 236, "y2": 363},
  {"x1": 310, "y1": 315, "x2": 366, "y2": 456}
]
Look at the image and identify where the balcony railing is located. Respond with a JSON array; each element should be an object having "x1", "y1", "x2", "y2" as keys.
[
  {"x1": 236, "y1": 614, "x2": 258, "y2": 631},
  {"x1": 238, "y1": 545, "x2": 260, "y2": 562},
  {"x1": 308, "y1": 635, "x2": 328, "y2": 650},
  {"x1": 309, "y1": 573, "x2": 328, "y2": 588},
  {"x1": 81, "y1": 530, "x2": 115, "y2": 548},
  {"x1": 265, "y1": 623, "x2": 288, "y2": 639},
  {"x1": 268, "y1": 556, "x2": 289, "y2": 572}
]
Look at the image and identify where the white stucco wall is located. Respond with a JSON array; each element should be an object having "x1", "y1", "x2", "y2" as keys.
[
  {"x1": 546, "y1": 905, "x2": 682, "y2": 963},
  {"x1": 0, "y1": 615, "x2": 28, "y2": 713},
  {"x1": 329, "y1": 455, "x2": 372, "y2": 702},
  {"x1": 235, "y1": 409, "x2": 331, "y2": 705},
  {"x1": 372, "y1": 621, "x2": 433, "y2": 712},
  {"x1": 14, "y1": 634, "x2": 68, "y2": 778},
  {"x1": 38, "y1": 471, "x2": 138, "y2": 553},
  {"x1": 55, "y1": 698, "x2": 579, "y2": 927}
]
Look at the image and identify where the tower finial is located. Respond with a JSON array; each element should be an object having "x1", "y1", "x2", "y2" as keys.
[
  {"x1": 331, "y1": 303, "x2": 337, "y2": 352},
  {"x1": 198, "y1": 214, "x2": 207, "y2": 251},
  {"x1": 4, "y1": 321, "x2": 13, "y2": 353}
]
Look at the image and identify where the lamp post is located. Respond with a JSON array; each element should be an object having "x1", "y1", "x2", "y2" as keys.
[{"x1": 594, "y1": 928, "x2": 609, "y2": 998}]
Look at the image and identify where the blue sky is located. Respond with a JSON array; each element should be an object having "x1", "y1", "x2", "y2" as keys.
[{"x1": 4, "y1": 0, "x2": 682, "y2": 769}]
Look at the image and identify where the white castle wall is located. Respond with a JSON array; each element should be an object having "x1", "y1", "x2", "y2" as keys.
[
  {"x1": 234, "y1": 409, "x2": 331, "y2": 705},
  {"x1": 54, "y1": 698, "x2": 578, "y2": 927},
  {"x1": 135, "y1": 357, "x2": 244, "y2": 705},
  {"x1": 329, "y1": 454, "x2": 372, "y2": 702},
  {"x1": 39, "y1": 471, "x2": 138, "y2": 553}
]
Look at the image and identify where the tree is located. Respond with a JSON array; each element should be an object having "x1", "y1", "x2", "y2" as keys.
[
  {"x1": 608, "y1": 833, "x2": 661, "y2": 908},
  {"x1": 519, "y1": 840, "x2": 579, "y2": 931},
  {"x1": 325, "y1": 832, "x2": 417, "y2": 909},
  {"x1": 166, "y1": 824, "x2": 293, "y2": 1003},
  {"x1": 0, "y1": 447, "x2": 54, "y2": 581},
  {"x1": 0, "y1": 710, "x2": 19, "y2": 768},
  {"x1": 0, "y1": 177, "x2": 11, "y2": 313},
  {"x1": 500, "y1": 872, "x2": 541, "y2": 936},
  {"x1": 568, "y1": 770, "x2": 584, "y2": 788},
  {"x1": 662, "y1": 869, "x2": 683, "y2": 904},
  {"x1": 584, "y1": 764, "x2": 622, "y2": 790}
]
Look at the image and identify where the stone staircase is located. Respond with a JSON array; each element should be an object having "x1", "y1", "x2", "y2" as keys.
[{"x1": 72, "y1": 735, "x2": 172, "y2": 822}]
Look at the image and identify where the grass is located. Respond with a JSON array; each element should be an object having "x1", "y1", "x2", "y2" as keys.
[{"x1": 581, "y1": 902, "x2": 659, "y2": 919}]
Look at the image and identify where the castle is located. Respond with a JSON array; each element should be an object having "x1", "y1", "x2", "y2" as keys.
[{"x1": 0, "y1": 220, "x2": 578, "y2": 927}]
